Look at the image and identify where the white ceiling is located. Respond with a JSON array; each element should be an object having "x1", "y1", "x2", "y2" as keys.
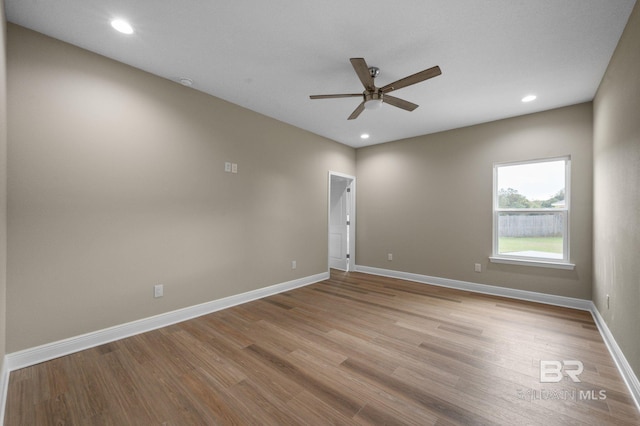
[{"x1": 5, "y1": 0, "x2": 636, "y2": 148}]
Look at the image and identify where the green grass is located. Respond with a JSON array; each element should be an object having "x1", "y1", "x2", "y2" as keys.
[{"x1": 499, "y1": 237, "x2": 563, "y2": 254}]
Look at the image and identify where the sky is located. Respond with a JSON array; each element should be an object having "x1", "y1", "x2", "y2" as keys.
[{"x1": 497, "y1": 160, "x2": 565, "y2": 201}]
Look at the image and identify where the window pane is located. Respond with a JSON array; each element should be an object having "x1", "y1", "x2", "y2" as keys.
[
  {"x1": 498, "y1": 212, "x2": 564, "y2": 259},
  {"x1": 497, "y1": 160, "x2": 565, "y2": 208}
]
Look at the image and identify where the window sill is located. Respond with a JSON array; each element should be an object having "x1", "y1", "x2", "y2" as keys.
[{"x1": 489, "y1": 256, "x2": 575, "y2": 270}]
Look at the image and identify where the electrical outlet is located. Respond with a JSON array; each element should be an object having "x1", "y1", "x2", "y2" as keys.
[
  {"x1": 224, "y1": 162, "x2": 232, "y2": 172},
  {"x1": 474, "y1": 263, "x2": 482, "y2": 273},
  {"x1": 231, "y1": 163, "x2": 238, "y2": 174},
  {"x1": 388, "y1": 253, "x2": 393, "y2": 261},
  {"x1": 154, "y1": 284, "x2": 163, "y2": 298},
  {"x1": 291, "y1": 260, "x2": 297, "y2": 269}
]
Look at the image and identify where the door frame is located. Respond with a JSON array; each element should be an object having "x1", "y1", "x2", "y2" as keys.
[{"x1": 328, "y1": 171, "x2": 356, "y2": 272}]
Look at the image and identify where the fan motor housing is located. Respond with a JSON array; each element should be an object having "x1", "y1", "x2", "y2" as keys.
[{"x1": 364, "y1": 91, "x2": 382, "y2": 102}]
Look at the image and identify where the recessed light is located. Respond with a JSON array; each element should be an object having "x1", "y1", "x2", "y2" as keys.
[
  {"x1": 111, "y1": 19, "x2": 134, "y2": 35},
  {"x1": 522, "y1": 94, "x2": 537, "y2": 103},
  {"x1": 360, "y1": 133, "x2": 370, "y2": 139},
  {"x1": 178, "y1": 78, "x2": 193, "y2": 86}
]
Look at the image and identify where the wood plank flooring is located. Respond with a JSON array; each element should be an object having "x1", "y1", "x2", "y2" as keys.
[{"x1": 5, "y1": 270, "x2": 640, "y2": 425}]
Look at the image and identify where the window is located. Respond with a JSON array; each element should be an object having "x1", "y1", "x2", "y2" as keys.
[{"x1": 491, "y1": 157, "x2": 574, "y2": 269}]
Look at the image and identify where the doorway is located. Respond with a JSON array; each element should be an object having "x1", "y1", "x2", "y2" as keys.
[{"x1": 328, "y1": 172, "x2": 356, "y2": 271}]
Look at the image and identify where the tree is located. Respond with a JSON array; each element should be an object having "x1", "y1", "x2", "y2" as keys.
[
  {"x1": 540, "y1": 189, "x2": 565, "y2": 208},
  {"x1": 498, "y1": 188, "x2": 565, "y2": 208},
  {"x1": 498, "y1": 188, "x2": 531, "y2": 208}
]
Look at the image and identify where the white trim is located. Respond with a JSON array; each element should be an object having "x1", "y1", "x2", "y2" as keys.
[
  {"x1": 489, "y1": 256, "x2": 575, "y2": 270},
  {"x1": 493, "y1": 155, "x2": 572, "y2": 168},
  {"x1": 5, "y1": 272, "x2": 328, "y2": 372},
  {"x1": 328, "y1": 171, "x2": 356, "y2": 272},
  {"x1": 354, "y1": 265, "x2": 591, "y2": 310},
  {"x1": 0, "y1": 356, "x2": 8, "y2": 426},
  {"x1": 590, "y1": 305, "x2": 640, "y2": 411},
  {"x1": 354, "y1": 264, "x2": 639, "y2": 412}
]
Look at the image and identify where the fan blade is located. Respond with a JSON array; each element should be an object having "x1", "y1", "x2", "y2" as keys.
[
  {"x1": 380, "y1": 65, "x2": 441, "y2": 93},
  {"x1": 383, "y1": 95, "x2": 418, "y2": 111},
  {"x1": 348, "y1": 102, "x2": 365, "y2": 120},
  {"x1": 310, "y1": 94, "x2": 363, "y2": 99},
  {"x1": 350, "y1": 58, "x2": 375, "y2": 91}
]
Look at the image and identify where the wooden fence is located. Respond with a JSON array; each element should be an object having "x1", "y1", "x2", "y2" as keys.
[{"x1": 499, "y1": 213, "x2": 564, "y2": 237}]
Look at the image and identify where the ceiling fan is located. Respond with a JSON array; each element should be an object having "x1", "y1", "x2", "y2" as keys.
[{"x1": 310, "y1": 58, "x2": 442, "y2": 120}]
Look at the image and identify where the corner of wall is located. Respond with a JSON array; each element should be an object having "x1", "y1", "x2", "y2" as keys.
[{"x1": 0, "y1": 0, "x2": 9, "y2": 422}]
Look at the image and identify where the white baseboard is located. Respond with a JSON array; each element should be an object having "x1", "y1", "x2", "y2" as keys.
[
  {"x1": 5, "y1": 272, "x2": 328, "y2": 372},
  {"x1": 354, "y1": 265, "x2": 593, "y2": 310},
  {"x1": 0, "y1": 356, "x2": 8, "y2": 426},
  {"x1": 354, "y1": 264, "x2": 640, "y2": 412},
  {"x1": 590, "y1": 305, "x2": 640, "y2": 411}
]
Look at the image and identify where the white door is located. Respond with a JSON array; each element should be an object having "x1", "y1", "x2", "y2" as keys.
[{"x1": 329, "y1": 173, "x2": 355, "y2": 271}]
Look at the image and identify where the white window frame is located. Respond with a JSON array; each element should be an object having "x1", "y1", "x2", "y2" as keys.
[{"x1": 489, "y1": 156, "x2": 575, "y2": 270}]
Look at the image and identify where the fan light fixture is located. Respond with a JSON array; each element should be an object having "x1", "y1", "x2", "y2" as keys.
[
  {"x1": 111, "y1": 19, "x2": 134, "y2": 35},
  {"x1": 364, "y1": 99, "x2": 383, "y2": 110},
  {"x1": 364, "y1": 92, "x2": 383, "y2": 110}
]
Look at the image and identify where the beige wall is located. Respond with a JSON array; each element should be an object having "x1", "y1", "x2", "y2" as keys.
[
  {"x1": 0, "y1": 0, "x2": 8, "y2": 369},
  {"x1": 6, "y1": 24, "x2": 355, "y2": 352},
  {"x1": 356, "y1": 103, "x2": 593, "y2": 299},
  {"x1": 593, "y1": 2, "x2": 640, "y2": 378}
]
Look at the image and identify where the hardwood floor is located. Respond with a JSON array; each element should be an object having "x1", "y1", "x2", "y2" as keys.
[{"x1": 5, "y1": 270, "x2": 640, "y2": 425}]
